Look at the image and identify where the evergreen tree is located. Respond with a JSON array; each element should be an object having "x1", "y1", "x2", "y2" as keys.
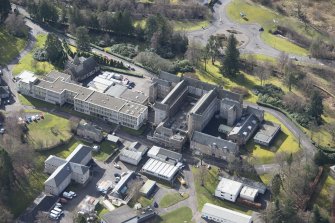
[
  {"x1": 0, "y1": 0, "x2": 11, "y2": 23},
  {"x1": 312, "y1": 205, "x2": 329, "y2": 223},
  {"x1": 308, "y1": 90, "x2": 323, "y2": 125},
  {"x1": 37, "y1": 0, "x2": 58, "y2": 22},
  {"x1": 222, "y1": 34, "x2": 240, "y2": 76},
  {"x1": 0, "y1": 149, "x2": 14, "y2": 195},
  {"x1": 45, "y1": 34, "x2": 66, "y2": 67},
  {"x1": 270, "y1": 174, "x2": 281, "y2": 198},
  {"x1": 76, "y1": 26, "x2": 91, "y2": 52}
]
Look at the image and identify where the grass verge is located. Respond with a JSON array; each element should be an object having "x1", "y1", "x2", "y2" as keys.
[
  {"x1": 12, "y1": 34, "x2": 54, "y2": 75},
  {"x1": 0, "y1": 28, "x2": 26, "y2": 65},
  {"x1": 226, "y1": 0, "x2": 311, "y2": 56},
  {"x1": 156, "y1": 206, "x2": 193, "y2": 223},
  {"x1": 192, "y1": 166, "x2": 252, "y2": 214},
  {"x1": 159, "y1": 192, "x2": 189, "y2": 208}
]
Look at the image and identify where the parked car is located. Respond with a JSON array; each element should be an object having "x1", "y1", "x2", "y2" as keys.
[
  {"x1": 49, "y1": 212, "x2": 59, "y2": 220},
  {"x1": 68, "y1": 191, "x2": 77, "y2": 197},
  {"x1": 55, "y1": 203, "x2": 62, "y2": 208},
  {"x1": 0, "y1": 128, "x2": 5, "y2": 134},
  {"x1": 63, "y1": 192, "x2": 73, "y2": 199},
  {"x1": 115, "y1": 177, "x2": 121, "y2": 183},
  {"x1": 59, "y1": 198, "x2": 68, "y2": 203},
  {"x1": 113, "y1": 163, "x2": 121, "y2": 169},
  {"x1": 51, "y1": 210, "x2": 61, "y2": 216},
  {"x1": 53, "y1": 207, "x2": 63, "y2": 215},
  {"x1": 153, "y1": 201, "x2": 158, "y2": 208},
  {"x1": 114, "y1": 173, "x2": 121, "y2": 178}
]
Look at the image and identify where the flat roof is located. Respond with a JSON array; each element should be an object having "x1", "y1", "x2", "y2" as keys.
[
  {"x1": 18, "y1": 70, "x2": 37, "y2": 83},
  {"x1": 36, "y1": 77, "x2": 94, "y2": 101},
  {"x1": 120, "y1": 149, "x2": 142, "y2": 161},
  {"x1": 120, "y1": 90, "x2": 148, "y2": 105},
  {"x1": 142, "y1": 158, "x2": 179, "y2": 179},
  {"x1": 216, "y1": 178, "x2": 243, "y2": 196},
  {"x1": 139, "y1": 179, "x2": 156, "y2": 195},
  {"x1": 202, "y1": 203, "x2": 252, "y2": 223},
  {"x1": 240, "y1": 186, "x2": 258, "y2": 199},
  {"x1": 107, "y1": 134, "x2": 120, "y2": 143},
  {"x1": 254, "y1": 122, "x2": 281, "y2": 144}
]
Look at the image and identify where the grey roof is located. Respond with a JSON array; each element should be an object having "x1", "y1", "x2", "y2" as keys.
[
  {"x1": 120, "y1": 89, "x2": 148, "y2": 105},
  {"x1": 45, "y1": 162, "x2": 72, "y2": 187},
  {"x1": 189, "y1": 89, "x2": 217, "y2": 115},
  {"x1": 159, "y1": 71, "x2": 181, "y2": 83},
  {"x1": 153, "y1": 77, "x2": 171, "y2": 87},
  {"x1": 246, "y1": 106, "x2": 264, "y2": 121},
  {"x1": 69, "y1": 162, "x2": 89, "y2": 175},
  {"x1": 102, "y1": 205, "x2": 138, "y2": 223},
  {"x1": 202, "y1": 203, "x2": 252, "y2": 223},
  {"x1": 105, "y1": 85, "x2": 128, "y2": 97},
  {"x1": 191, "y1": 131, "x2": 238, "y2": 152},
  {"x1": 148, "y1": 146, "x2": 182, "y2": 162},
  {"x1": 66, "y1": 144, "x2": 92, "y2": 164},
  {"x1": 77, "y1": 120, "x2": 102, "y2": 135},
  {"x1": 228, "y1": 114, "x2": 259, "y2": 140},
  {"x1": 107, "y1": 134, "x2": 120, "y2": 143},
  {"x1": 112, "y1": 171, "x2": 135, "y2": 195},
  {"x1": 254, "y1": 122, "x2": 281, "y2": 144},
  {"x1": 0, "y1": 86, "x2": 10, "y2": 98},
  {"x1": 129, "y1": 142, "x2": 148, "y2": 154},
  {"x1": 161, "y1": 80, "x2": 187, "y2": 105},
  {"x1": 67, "y1": 56, "x2": 99, "y2": 79},
  {"x1": 45, "y1": 155, "x2": 66, "y2": 167},
  {"x1": 46, "y1": 71, "x2": 71, "y2": 82},
  {"x1": 139, "y1": 180, "x2": 156, "y2": 195}
]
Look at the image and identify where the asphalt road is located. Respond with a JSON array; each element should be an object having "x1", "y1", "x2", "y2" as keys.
[{"x1": 186, "y1": 0, "x2": 331, "y2": 66}]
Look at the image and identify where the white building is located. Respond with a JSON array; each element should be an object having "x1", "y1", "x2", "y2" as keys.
[
  {"x1": 141, "y1": 158, "x2": 179, "y2": 182},
  {"x1": 119, "y1": 142, "x2": 148, "y2": 165},
  {"x1": 214, "y1": 178, "x2": 243, "y2": 202},
  {"x1": 147, "y1": 146, "x2": 182, "y2": 164},
  {"x1": 17, "y1": 71, "x2": 148, "y2": 130},
  {"x1": 201, "y1": 203, "x2": 252, "y2": 223},
  {"x1": 44, "y1": 144, "x2": 92, "y2": 195},
  {"x1": 240, "y1": 186, "x2": 259, "y2": 201}
]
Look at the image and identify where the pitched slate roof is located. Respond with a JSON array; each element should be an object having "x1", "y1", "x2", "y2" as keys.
[
  {"x1": 101, "y1": 205, "x2": 138, "y2": 223},
  {"x1": 66, "y1": 144, "x2": 92, "y2": 164},
  {"x1": 67, "y1": 56, "x2": 98, "y2": 79},
  {"x1": 45, "y1": 162, "x2": 72, "y2": 187},
  {"x1": 45, "y1": 155, "x2": 66, "y2": 167},
  {"x1": 191, "y1": 131, "x2": 238, "y2": 152}
]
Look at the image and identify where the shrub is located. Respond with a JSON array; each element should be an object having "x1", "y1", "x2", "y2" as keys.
[
  {"x1": 33, "y1": 48, "x2": 48, "y2": 61},
  {"x1": 110, "y1": 44, "x2": 138, "y2": 58},
  {"x1": 172, "y1": 60, "x2": 194, "y2": 73},
  {"x1": 134, "y1": 51, "x2": 174, "y2": 73},
  {"x1": 231, "y1": 86, "x2": 250, "y2": 98}
]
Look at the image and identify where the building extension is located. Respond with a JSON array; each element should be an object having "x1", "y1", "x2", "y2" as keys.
[
  {"x1": 119, "y1": 142, "x2": 148, "y2": 165},
  {"x1": 17, "y1": 71, "x2": 148, "y2": 130},
  {"x1": 254, "y1": 122, "x2": 281, "y2": 146},
  {"x1": 44, "y1": 144, "x2": 92, "y2": 195}
]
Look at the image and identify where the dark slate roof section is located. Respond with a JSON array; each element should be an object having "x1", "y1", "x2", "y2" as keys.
[
  {"x1": 191, "y1": 131, "x2": 238, "y2": 152},
  {"x1": 45, "y1": 162, "x2": 72, "y2": 187},
  {"x1": 190, "y1": 89, "x2": 217, "y2": 115},
  {"x1": 159, "y1": 71, "x2": 181, "y2": 83},
  {"x1": 69, "y1": 162, "x2": 89, "y2": 175},
  {"x1": 67, "y1": 56, "x2": 99, "y2": 79},
  {"x1": 66, "y1": 144, "x2": 92, "y2": 165},
  {"x1": 19, "y1": 193, "x2": 58, "y2": 223},
  {"x1": 156, "y1": 147, "x2": 182, "y2": 162},
  {"x1": 102, "y1": 205, "x2": 138, "y2": 223},
  {"x1": 153, "y1": 77, "x2": 171, "y2": 87},
  {"x1": 45, "y1": 155, "x2": 66, "y2": 167}
]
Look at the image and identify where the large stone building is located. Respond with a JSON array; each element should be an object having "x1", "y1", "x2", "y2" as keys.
[
  {"x1": 65, "y1": 56, "x2": 100, "y2": 82},
  {"x1": 76, "y1": 119, "x2": 104, "y2": 142},
  {"x1": 44, "y1": 144, "x2": 92, "y2": 195},
  {"x1": 148, "y1": 71, "x2": 264, "y2": 157},
  {"x1": 17, "y1": 71, "x2": 148, "y2": 130}
]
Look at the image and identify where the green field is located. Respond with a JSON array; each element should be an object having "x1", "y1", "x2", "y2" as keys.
[
  {"x1": 159, "y1": 192, "x2": 189, "y2": 208},
  {"x1": 133, "y1": 19, "x2": 209, "y2": 31},
  {"x1": 26, "y1": 110, "x2": 72, "y2": 150},
  {"x1": 157, "y1": 206, "x2": 193, "y2": 223},
  {"x1": 247, "y1": 113, "x2": 300, "y2": 165},
  {"x1": 226, "y1": 0, "x2": 312, "y2": 56},
  {"x1": 0, "y1": 28, "x2": 26, "y2": 65},
  {"x1": 316, "y1": 175, "x2": 335, "y2": 213},
  {"x1": 93, "y1": 141, "x2": 117, "y2": 161},
  {"x1": 12, "y1": 34, "x2": 54, "y2": 75},
  {"x1": 192, "y1": 166, "x2": 253, "y2": 214}
]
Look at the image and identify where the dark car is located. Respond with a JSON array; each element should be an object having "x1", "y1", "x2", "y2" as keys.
[
  {"x1": 153, "y1": 201, "x2": 158, "y2": 208},
  {"x1": 114, "y1": 173, "x2": 121, "y2": 178},
  {"x1": 259, "y1": 27, "x2": 264, "y2": 32}
]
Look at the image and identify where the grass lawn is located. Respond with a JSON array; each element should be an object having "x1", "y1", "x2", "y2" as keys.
[
  {"x1": 172, "y1": 20, "x2": 210, "y2": 32},
  {"x1": 246, "y1": 112, "x2": 300, "y2": 165},
  {"x1": 93, "y1": 141, "x2": 117, "y2": 161},
  {"x1": 241, "y1": 53, "x2": 277, "y2": 63},
  {"x1": 19, "y1": 94, "x2": 57, "y2": 109},
  {"x1": 138, "y1": 196, "x2": 154, "y2": 207},
  {"x1": 26, "y1": 110, "x2": 72, "y2": 150},
  {"x1": 0, "y1": 28, "x2": 26, "y2": 65},
  {"x1": 259, "y1": 173, "x2": 272, "y2": 186},
  {"x1": 315, "y1": 175, "x2": 335, "y2": 213},
  {"x1": 157, "y1": 206, "x2": 193, "y2": 223},
  {"x1": 12, "y1": 34, "x2": 54, "y2": 75},
  {"x1": 226, "y1": 0, "x2": 312, "y2": 56},
  {"x1": 96, "y1": 203, "x2": 109, "y2": 218},
  {"x1": 192, "y1": 166, "x2": 253, "y2": 214},
  {"x1": 159, "y1": 192, "x2": 189, "y2": 208}
]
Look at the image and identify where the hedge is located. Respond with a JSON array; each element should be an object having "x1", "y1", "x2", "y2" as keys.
[{"x1": 101, "y1": 66, "x2": 143, "y2": 78}]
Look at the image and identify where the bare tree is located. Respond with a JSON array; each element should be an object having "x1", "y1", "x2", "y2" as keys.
[
  {"x1": 278, "y1": 52, "x2": 289, "y2": 73},
  {"x1": 185, "y1": 40, "x2": 203, "y2": 67},
  {"x1": 255, "y1": 62, "x2": 271, "y2": 86}
]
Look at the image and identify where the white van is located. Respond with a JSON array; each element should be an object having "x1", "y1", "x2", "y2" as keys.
[
  {"x1": 51, "y1": 210, "x2": 60, "y2": 216},
  {"x1": 63, "y1": 192, "x2": 73, "y2": 199},
  {"x1": 53, "y1": 207, "x2": 63, "y2": 215}
]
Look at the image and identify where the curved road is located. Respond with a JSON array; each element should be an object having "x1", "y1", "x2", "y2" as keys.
[{"x1": 187, "y1": 0, "x2": 326, "y2": 65}]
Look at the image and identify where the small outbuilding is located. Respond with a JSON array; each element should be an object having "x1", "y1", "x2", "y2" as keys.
[
  {"x1": 107, "y1": 134, "x2": 120, "y2": 144},
  {"x1": 239, "y1": 186, "x2": 259, "y2": 202},
  {"x1": 139, "y1": 180, "x2": 157, "y2": 198},
  {"x1": 254, "y1": 122, "x2": 281, "y2": 146}
]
